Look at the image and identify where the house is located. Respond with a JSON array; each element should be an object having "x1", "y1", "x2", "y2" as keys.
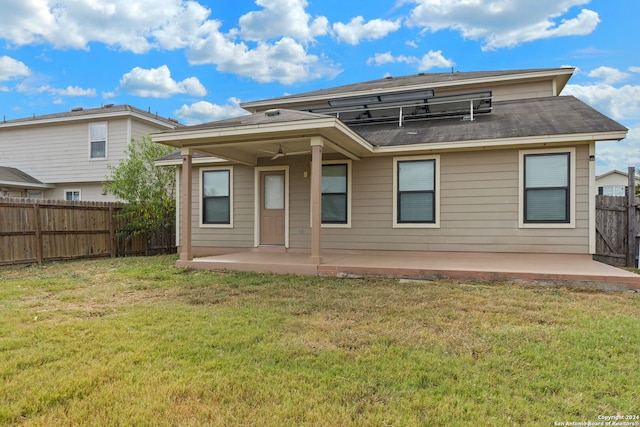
[
  {"x1": 0, "y1": 105, "x2": 179, "y2": 201},
  {"x1": 596, "y1": 170, "x2": 639, "y2": 196},
  {"x1": 151, "y1": 68, "x2": 628, "y2": 271}
]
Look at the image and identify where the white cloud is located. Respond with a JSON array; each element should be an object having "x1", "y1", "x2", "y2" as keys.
[
  {"x1": 367, "y1": 50, "x2": 455, "y2": 71},
  {"x1": 37, "y1": 84, "x2": 97, "y2": 97},
  {"x1": 238, "y1": 0, "x2": 329, "y2": 42},
  {"x1": 187, "y1": 35, "x2": 340, "y2": 85},
  {"x1": 333, "y1": 16, "x2": 401, "y2": 45},
  {"x1": 628, "y1": 66, "x2": 640, "y2": 74},
  {"x1": 587, "y1": 66, "x2": 630, "y2": 85},
  {"x1": 406, "y1": 0, "x2": 600, "y2": 51},
  {"x1": 0, "y1": 0, "x2": 232, "y2": 54},
  {"x1": 564, "y1": 83, "x2": 640, "y2": 122},
  {"x1": 562, "y1": 66, "x2": 640, "y2": 174},
  {"x1": 0, "y1": 0, "x2": 340, "y2": 86},
  {"x1": 595, "y1": 129, "x2": 640, "y2": 175},
  {"x1": 0, "y1": 56, "x2": 31, "y2": 81},
  {"x1": 174, "y1": 98, "x2": 248, "y2": 125},
  {"x1": 418, "y1": 50, "x2": 455, "y2": 71},
  {"x1": 119, "y1": 65, "x2": 207, "y2": 98}
]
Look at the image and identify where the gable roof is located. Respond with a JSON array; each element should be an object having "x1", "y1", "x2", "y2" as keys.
[
  {"x1": 1, "y1": 104, "x2": 180, "y2": 129},
  {"x1": 242, "y1": 68, "x2": 574, "y2": 112},
  {"x1": 597, "y1": 170, "x2": 629, "y2": 179}
]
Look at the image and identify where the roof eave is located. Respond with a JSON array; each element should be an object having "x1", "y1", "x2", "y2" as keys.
[
  {"x1": 371, "y1": 130, "x2": 628, "y2": 155},
  {"x1": 1, "y1": 109, "x2": 178, "y2": 129},
  {"x1": 0, "y1": 180, "x2": 55, "y2": 190}
]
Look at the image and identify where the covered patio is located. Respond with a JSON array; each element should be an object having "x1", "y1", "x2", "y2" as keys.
[{"x1": 177, "y1": 249, "x2": 640, "y2": 291}]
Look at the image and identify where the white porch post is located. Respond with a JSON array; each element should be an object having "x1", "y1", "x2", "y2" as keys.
[
  {"x1": 310, "y1": 137, "x2": 324, "y2": 264},
  {"x1": 180, "y1": 148, "x2": 193, "y2": 261}
]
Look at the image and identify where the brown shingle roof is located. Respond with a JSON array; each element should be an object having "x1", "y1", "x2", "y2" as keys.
[{"x1": 349, "y1": 96, "x2": 628, "y2": 146}]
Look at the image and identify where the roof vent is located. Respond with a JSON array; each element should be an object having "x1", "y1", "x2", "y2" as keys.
[
  {"x1": 265, "y1": 109, "x2": 281, "y2": 117},
  {"x1": 71, "y1": 107, "x2": 83, "y2": 112},
  {"x1": 103, "y1": 103, "x2": 114, "y2": 108}
]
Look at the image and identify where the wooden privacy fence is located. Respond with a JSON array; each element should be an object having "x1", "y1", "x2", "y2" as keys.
[
  {"x1": 0, "y1": 197, "x2": 149, "y2": 266},
  {"x1": 594, "y1": 167, "x2": 639, "y2": 268}
]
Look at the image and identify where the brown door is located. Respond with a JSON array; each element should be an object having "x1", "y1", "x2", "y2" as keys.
[{"x1": 260, "y1": 170, "x2": 285, "y2": 245}]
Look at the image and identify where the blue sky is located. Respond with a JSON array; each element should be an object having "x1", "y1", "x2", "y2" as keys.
[{"x1": 0, "y1": 0, "x2": 638, "y2": 174}]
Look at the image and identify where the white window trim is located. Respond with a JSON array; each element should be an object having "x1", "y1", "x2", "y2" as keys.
[
  {"x1": 310, "y1": 159, "x2": 352, "y2": 229},
  {"x1": 88, "y1": 122, "x2": 108, "y2": 160},
  {"x1": 518, "y1": 147, "x2": 576, "y2": 229},
  {"x1": 393, "y1": 154, "x2": 440, "y2": 229},
  {"x1": 199, "y1": 166, "x2": 234, "y2": 229},
  {"x1": 65, "y1": 189, "x2": 81, "y2": 201}
]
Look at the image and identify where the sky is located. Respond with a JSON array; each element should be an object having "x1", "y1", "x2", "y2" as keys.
[{"x1": 0, "y1": 0, "x2": 638, "y2": 175}]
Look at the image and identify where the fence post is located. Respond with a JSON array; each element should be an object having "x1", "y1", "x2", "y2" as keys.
[
  {"x1": 109, "y1": 206, "x2": 117, "y2": 258},
  {"x1": 627, "y1": 167, "x2": 637, "y2": 267},
  {"x1": 33, "y1": 201, "x2": 43, "y2": 264}
]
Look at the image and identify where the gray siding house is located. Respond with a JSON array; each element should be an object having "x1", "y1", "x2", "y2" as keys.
[
  {"x1": 152, "y1": 68, "x2": 627, "y2": 267},
  {"x1": 0, "y1": 105, "x2": 179, "y2": 201}
]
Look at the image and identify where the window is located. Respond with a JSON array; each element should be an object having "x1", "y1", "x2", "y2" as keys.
[
  {"x1": 393, "y1": 155, "x2": 440, "y2": 228},
  {"x1": 89, "y1": 123, "x2": 107, "y2": 159},
  {"x1": 322, "y1": 163, "x2": 348, "y2": 224},
  {"x1": 201, "y1": 168, "x2": 232, "y2": 226},
  {"x1": 599, "y1": 185, "x2": 626, "y2": 196},
  {"x1": 65, "y1": 190, "x2": 81, "y2": 201},
  {"x1": 519, "y1": 148, "x2": 575, "y2": 228},
  {"x1": 28, "y1": 191, "x2": 43, "y2": 199}
]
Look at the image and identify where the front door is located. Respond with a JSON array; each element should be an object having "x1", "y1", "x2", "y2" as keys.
[{"x1": 260, "y1": 170, "x2": 285, "y2": 245}]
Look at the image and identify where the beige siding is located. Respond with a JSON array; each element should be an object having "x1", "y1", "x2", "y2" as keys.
[
  {"x1": 131, "y1": 118, "x2": 166, "y2": 140},
  {"x1": 44, "y1": 183, "x2": 120, "y2": 202},
  {"x1": 0, "y1": 118, "x2": 129, "y2": 183},
  {"x1": 189, "y1": 144, "x2": 591, "y2": 254},
  {"x1": 436, "y1": 80, "x2": 554, "y2": 102},
  {"x1": 189, "y1": 164, "x2": 255, "y2": 248}
]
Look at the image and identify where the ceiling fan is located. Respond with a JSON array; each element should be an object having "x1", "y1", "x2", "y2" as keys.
[{"x1": 261, "y1": 144, "x2": 310, "y2": 160}]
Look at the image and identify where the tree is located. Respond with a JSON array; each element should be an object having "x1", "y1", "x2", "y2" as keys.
[{"x1": 103, "y1": 136, "x2": 176, "y2": 254}]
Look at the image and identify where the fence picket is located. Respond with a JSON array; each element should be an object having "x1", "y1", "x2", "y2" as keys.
[{"x1": 0, "y1": 197, "x2": 170, "y2": 265}]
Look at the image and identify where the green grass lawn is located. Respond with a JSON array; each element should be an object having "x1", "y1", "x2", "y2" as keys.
[{"x1": 1, "y1": 255, "x2": 638, "y2": 426}]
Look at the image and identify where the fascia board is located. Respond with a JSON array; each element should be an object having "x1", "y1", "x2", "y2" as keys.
[
  {"x1": 371, "y1": 130, "x2": 628, "y2": 155},
  {"x1": 0, "y1": 180, "x2": 55, "y2": 189},
  {"x1": 152, "y1": 117, "x2": 374, "y2": 152},
  {"x1": 154, "y1": 157, "x2": 229, "y2": 167}
]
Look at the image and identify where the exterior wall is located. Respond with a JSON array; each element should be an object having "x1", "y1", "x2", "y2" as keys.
[
  {"x1": 187, "y1": 143, "x2": 591, "y2": 255},
  {"x1": 43, "y1": 182, "x2": 120, "y2": 202},
  {"x1": 0, "y1": 114, "x2": 174, "y2": 202},
  {"x1": 0, "y1": 118, "x2": 129, "y2": 183},
  {"x1": 188, "y1": 164, "x2": 256, "y2": 249},
  {"x1": 596, "y1": 172, "x2": 636, "y2": 187},
  {"x1": 131, "y1": 118, "x2": 167, "y2": 141},
  {"x1": 435, "y1": 79, "x2": 554, "y2": 102}
]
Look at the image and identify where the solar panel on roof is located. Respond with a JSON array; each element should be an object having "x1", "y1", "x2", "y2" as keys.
[{"x1": 309, "y1": 90, "x2": 492, "y2": 125}]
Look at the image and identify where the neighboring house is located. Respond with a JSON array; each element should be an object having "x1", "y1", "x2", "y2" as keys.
[
  {"x1": 0, "y1": 105, "x2": 179, "y2": 201},
  {"x1": 152, "y1": 68, "x2": 628, "y2": 266},
  {"x1": 596, "y1": 170, "x2": 640, "y2": 196}
]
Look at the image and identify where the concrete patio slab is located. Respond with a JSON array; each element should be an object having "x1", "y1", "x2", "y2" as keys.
[{"x1": 178, "y1": 250, "x2": 640, "y2": 291}]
